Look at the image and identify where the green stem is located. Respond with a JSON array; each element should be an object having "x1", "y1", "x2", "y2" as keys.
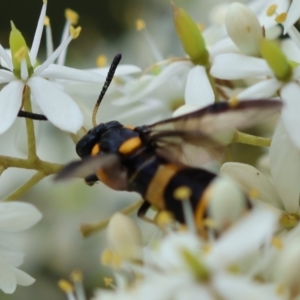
[
  {"x1": 4, "y1": 171, "x2": 46, "y2": 201},
  {"x1": 0, "y1": 165, "x2": 6, "y2": 176},
  {"x1": 232, "y1": 130, "x2": 271, "y2": 147},
  {"x1": 207, "y1": 66, "x2": 219, "y2": 102},
  {"x1": 23, "y1": 86, "x2": 37, "y2": 162},
  {"x1": 80, "y1": 199, "x2": 144, "y2": 237},
  {"x1": 0, "y1": 155, "x2": 63, "y2": 174}
]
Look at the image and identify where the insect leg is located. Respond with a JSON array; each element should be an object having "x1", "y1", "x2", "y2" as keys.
[{"x1": 137, "y1": 200, "x2": 156, "y2": 224}]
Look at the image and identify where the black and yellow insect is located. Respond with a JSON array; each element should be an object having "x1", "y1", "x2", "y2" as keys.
[{"x1": 56, "y1": 54, "x2": 282, "y2": 229}]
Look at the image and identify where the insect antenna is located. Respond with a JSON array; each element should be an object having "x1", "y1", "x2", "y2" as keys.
[{"x1": 92, "y1": 53, "x2": 122, "y2": 127}]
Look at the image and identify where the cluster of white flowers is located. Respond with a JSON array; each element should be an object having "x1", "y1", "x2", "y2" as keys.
[
  {"x1": 86, "y1": 1, "x2": 300, "y2": 300},
  {"x1": 2, "y1": 0, "x2": 300, "y2": 298}
]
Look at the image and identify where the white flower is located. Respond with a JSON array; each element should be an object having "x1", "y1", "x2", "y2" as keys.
[
  {"x1": 0, "y1": 201, "x2": 42, "y2": 294},
  {"x1": 0, "y1": 1, "x2": 106, "y2": 134},
  {"x1": 210, "y1": 0, "x2": 289, "y2": 58},
  {"x1": 95, "y1": 209, "x2": 282, "y2": 300},
  {"x1": 211, "y1": 49, "x2": 300, "y2": 147},
  {"x1": 221, "y1": 121, "x2": 300, "y2": 217}
]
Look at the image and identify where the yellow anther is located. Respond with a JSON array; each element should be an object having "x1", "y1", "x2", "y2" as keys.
[
  {"x1": 58, "y1": 280, "x2": 74, "y2": 293},
  {"x1": 135, "y1": 19, "x2": 146, "y2": 31},
  {"x1": 111, "y1": 253, "x2": 122, "y2": 269},
  {"x1": 100, "y1": 249, "x2": 114, "y2": 266},
  {"x1": 103, "y1": 277, "x2": 114, "y2": 287},
  {"x1": 173, "y1": 186, "x2": 192, "y2": 201},
  {"x1": 43, "y1": 0, "x2": 47, "y2": 4},
  {"x1": 196, "y1": 22, "x2": 205, "y2": 31},
  {"x1": 228, "y1": 97, "x2": 239, "y2": 107},
  {"x1": 155, "y1": 210, "x2": 174, "y2": 225},
  {"x1": 70, "y1": 26, "x2": 81, "y2": 39},
  {"x1": 271, "y1": 236, "x2": 283, "y2": 249},
  {"x1": 203, "y1": 218, "x2": 216, "y2": 228},
  {"x1": 44, "y1": 16, "x2": 50, "y2": 26},
  {"x1": 248, "y1": 188, "x2": 260, "y2": 199},
  {"x1": 276, "y1": 284, "x2": 286, "y2": 295},
  {"x1": 178, "y1": 224, "x2": 188, "y2": 231},
  {"x1": 14, "y1": 46, "x2": 27, "y2": 62},
  {"x1": 202, "y1": 244, "x2": 212, "y2": 254},
  {"x1": 275, "y1": 12, "x2": 287, "y2": 24},
  {"x1": 70, "y1": 270, "x2": 83, "y2": 282},
  {"x1": 227, "y1": 264, "x2": 240, "y2": 274},
  {"x1": 266, "y1": 4, "x2": 278, "y2": 16},
  {"x1": 96, "y1": 55, "x2": 107, "y2": 67},
  {"x1": 280, "y1": 213, "x2": 299, "y2": 229},
  {"x1": 65, "y1": 9, "x2": 79, "y2": 25}
]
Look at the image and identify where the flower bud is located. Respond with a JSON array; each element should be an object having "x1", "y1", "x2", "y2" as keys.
[
  {"x1": 9, "y1": 22, "x2": 33, "y2": 78},
  {"x1": 106, "y1": 213, "x2": 143, "y2": 260},
  {"x1": 260, "y1": 38, "x2": 292, "y2": 81},
  {"x1": 173, "y1": 5, "x2": 209, "y2": 66},
  {"x1": 225, "y1": 3, "x2": 263, "y2": 56},
  {"x1": 207, "y1": 177, "x2": 248, "y2": 231}
]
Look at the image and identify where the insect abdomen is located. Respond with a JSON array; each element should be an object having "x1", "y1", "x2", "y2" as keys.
[
  {"x1": 125, "y1": 153, "x2": 217, "y2": 222},
  {"x1": 163, "y1": 168, "x2": 216, "y2": 223}
]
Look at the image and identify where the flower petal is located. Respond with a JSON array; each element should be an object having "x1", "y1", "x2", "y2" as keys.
[
  {"x1": 0, "y1": 259, "x2": 16, "y2": 294},
  {"x1": 0, "y1": 202, "x2": 42, "y2": 232},
  {"x1": 38, "y1": 64, "x2": 106, "y2": 83},
  {"x1": 220, "y1": 162, "x2": 283, "y2": 209},
  {"x1": 0, "y1": 70, "x2": 15, "y2": 82},
  {"x1": 237, "y1": 78, "x2": 281, "y2": 99},
  {"x1": 206, "y1": 208, "x2": 277, "y2": 269},
  {"x1": 140, "y1": 61, "x2": 191, "y2": 98},
  {"x1": 27, "y1": 77, "x2": 84, "y2": 133},
  {"x1": 270, "y1": 120, "x2": 300, "y2": 213},
  {"x1": 114, "y1": 61, "x2": 191, "y2": 105},
  {"x1": 0, "y1": 243, "x2": 24, "y2": 267},
  {"x1": 281, "y1": 39, "x2": 300, "y2": 63},
  {"x1": 225, "y1": 3, "x2": 263, "y2": 56},
  {"x1": 185, "y1": 66, "x2": 214, "y2": 106},
  {"x1": 91, "y1": 65, "x2": 141, "y2": 76},
  {"x1": 211, "y1": 53, "x2": 272, "y2": 79},
  {"x1": 214, "y1": 273, "x2": 284, "y2": 300},
  {"x1": 13, "y1": 268, "x2": 35, "y2": 286},
  {"x1": 210, "y1": 37, "x2": 240, "y2": 58},
  {"x1": 33, "y1": 35, "x2": 73, "y2": 76},
  {"x1": 281, "y1": 82, "x2": 300, "y2": 149},
  {"x1": 284, "y1": 0, "x2": 300, "y2": 34},
  {"x1": 0, "y1": 81, "x2": 24, "y2": 134},
  {"x1": 29, "y1": 1, "x2": 47, "y2": 66},
  {"x1": 0, "y1": 45, "x2": 13, "y2": 70},
  {"x1": 173, "y1": 104, "x2": 202, "y2": 117}
]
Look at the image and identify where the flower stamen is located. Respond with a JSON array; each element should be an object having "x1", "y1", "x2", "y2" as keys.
[
  {"x1": 96, "y1": 55, "x2": 107, "y2": 67},
  {"x1": 266, "y1": 5, "x2": 278, "y2": 17},
  {"x1": 65, "y1": 9, "x2": 79, "y2": 25},
  {"x1": 58, "y1": 280, "x2": 76, "y2": 300},
  {"x1": 174, "y1": 186, "x2": 196, "y2": 234},
  {"x1": 70, "y1": 26, "x2": 81, "y2": 39}
]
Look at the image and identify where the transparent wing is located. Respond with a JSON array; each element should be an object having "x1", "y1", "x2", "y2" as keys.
[
  {"x1": 55, "y1": 153, "x2": 122, "y2": 181},
  {"x1": 147, "y1": 99, "x2": 282, "y2": 146}
]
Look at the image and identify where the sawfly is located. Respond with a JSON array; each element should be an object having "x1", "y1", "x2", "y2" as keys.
[{"x1": 56, "y1": 53, "x2": 282, "y2": 230}]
